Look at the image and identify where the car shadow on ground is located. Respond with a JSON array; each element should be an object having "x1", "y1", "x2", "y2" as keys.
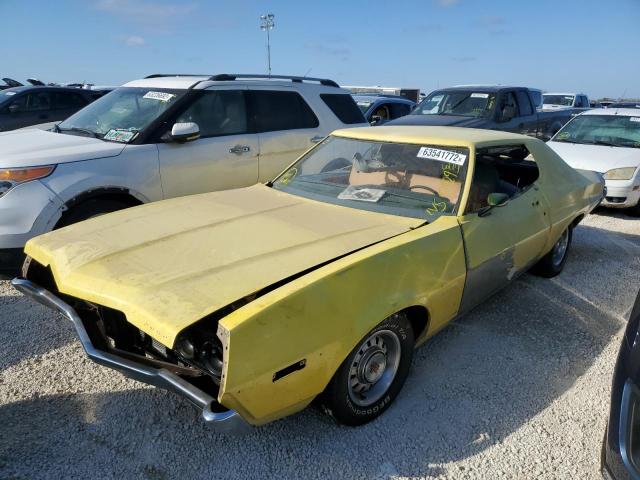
[{"x1": 0, "y1": 223, "x2": 638, "y2": 479}]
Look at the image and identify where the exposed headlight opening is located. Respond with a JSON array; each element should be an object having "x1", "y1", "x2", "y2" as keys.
[
  {"x1": 0, "y1": 166, "x2": 55, "y2": 197},
  {"x1": 604, "y1": 167, "x2": 637, "y2": 181}
]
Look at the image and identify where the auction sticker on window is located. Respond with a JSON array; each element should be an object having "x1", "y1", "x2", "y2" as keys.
[
  {"x1": 338, "y1": 186, "x2": 386, "y2": 202},
  {"x1": 630, "y1": 117, "x2": 640, "y2": 123},
  {"x1": 417, "y1": 147, "x2": 467, "y2": 165},
  {"x1": 143, "y1": 91, "x2": 175, "y2": 102},
  {"x1": 104, "y1": 129, "x2": 137, "y2": 143},
  {"x1": 470, "y1": 93, "x2": 489, "y2": 98}
]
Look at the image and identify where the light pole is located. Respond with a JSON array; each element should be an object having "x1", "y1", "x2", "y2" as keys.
[{"x1": 260, "y1": 13, "x2": 275, "y2": 77}]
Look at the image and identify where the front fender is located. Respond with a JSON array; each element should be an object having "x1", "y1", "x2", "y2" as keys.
[{"x1": 216, "y1": 216, "x2": 466, "y2": 425}]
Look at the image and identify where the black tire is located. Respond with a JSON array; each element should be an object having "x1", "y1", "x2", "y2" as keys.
[
  {"x1": 56, "y1": 198, "x2": 133, "y2": 229},
  {"x1": 320, "y1": 312, "x2": 414, "y2": 426},
  {"x1": 531, "y1": 226, "x2": 572, "y2": 278}
]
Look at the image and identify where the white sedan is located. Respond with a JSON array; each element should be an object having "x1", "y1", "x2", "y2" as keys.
[{"x1": 547, "y1": 108, "x2": 640, "y2": 215}]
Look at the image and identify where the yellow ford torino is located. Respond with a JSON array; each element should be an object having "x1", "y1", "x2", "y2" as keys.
[{"x1": 14, "y1": 126, "x2": 603, "y2": 431}]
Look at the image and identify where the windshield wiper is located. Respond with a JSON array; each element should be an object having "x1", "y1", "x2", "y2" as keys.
[{"x1": 57, "y1": 126, "x2": 99, "y2": 138}]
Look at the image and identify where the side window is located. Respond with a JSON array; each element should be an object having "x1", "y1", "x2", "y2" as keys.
[
  {"x1": 515, "y1": 91, "x2": 533, "y2": 116},
  {"x1": 26, "y1": 92, "x2": 52, "y2": 111},
  {"x1": 54, "y1": 92, "x2": 87, "y2": 110},
  {"x1": 8, "y1": 95, "x2": 28, "y2": 112},
  {"x1": 389, "y1": 103, "x2": 411, "y2": 119},
  {"x1": 499, "y1": 92, "x2": 519, "y2": 119},
  {"x1": 320, "y1": 93, "x2": 366, "y2": 124},
  {"x1": 465, "y1": 144, "x2": 540, "y2": 214},
  {"x1": 371, "y1": 104, "x2": 390, "y2": 121},
  {"x1": 249, "y1": 90, "x2": 319, "y2": 133},
  {"x1": 176, "y1": 90, "x2": 248, "y2": 138}
]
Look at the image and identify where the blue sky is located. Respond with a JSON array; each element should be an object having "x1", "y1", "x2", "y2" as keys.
[{"x1": 2, "y1": 0, "x2": 639, "y2": 99}]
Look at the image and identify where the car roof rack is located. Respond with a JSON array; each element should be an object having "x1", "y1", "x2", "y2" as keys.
[{"x1": 208, "y1": 74, "x2": 340, "y2": 88}]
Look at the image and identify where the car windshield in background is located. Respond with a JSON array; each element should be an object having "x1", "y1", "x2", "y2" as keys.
[
  {"x1": 411, "y1": 90, "x2": 497, "y2": 118},
  {"x1": 543, "y1": 95, "x2": 574, "y2": 106},
  {"x1": 273, "y1": 136, "x2": 469, "y2": 220},
  {"x1": 553, "y1": 115, "x2": 640, "y2": 148},
  {"x1": 57, "y1": 87, "x2": 186, "y2": 142}
]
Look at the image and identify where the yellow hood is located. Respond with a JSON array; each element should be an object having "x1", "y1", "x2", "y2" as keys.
[{"x1": 26, "y1": 185, "x2": 420, "y2": 346}]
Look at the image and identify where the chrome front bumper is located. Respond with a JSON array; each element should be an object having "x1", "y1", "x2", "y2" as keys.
[{"x1": 12, "y1": 278, "x2": 251, "y2": 434}]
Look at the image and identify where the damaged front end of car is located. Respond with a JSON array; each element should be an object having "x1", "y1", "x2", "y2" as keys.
[{"x1": 12, "y1": 262, "x2": 251, "y2": 434}]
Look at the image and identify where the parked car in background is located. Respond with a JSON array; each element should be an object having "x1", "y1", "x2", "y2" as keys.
[
  {"x1": 390, "y1": 85, "x2": 576, "y2": 140},
  {"x1": 0, "y1": 86, "x2": 99, "y2": 132},
  {"x1": 609, "y1": 102, "x2": 640, "y2": 109},
  {"x1": 601, "y1": 101, "x2": 615, "y2": 108},
  {"x1": 0, "y1": 73, "x2": 367, "y2": 274},
  {"x1": 14, "y1": 126, "x2": 603, "y2": 431},
  {"x1": 353, "y1": 94, "x2": 415, "y2": 124},
  {"x1": 346, "y1": 85, "x2": 421, "y2": 103},
  {"x1": 0, "y1": 78, "x2": 23, "y2": 90},
  {"x1": 547, "y1": 108, "x2": 640, "y2": 215},
  {"x1": 601, "y1": 289, "x2": 640, "y2": 480},
  {"x1": 542, "y1": 92, "x2": 590, "y2": 110}
]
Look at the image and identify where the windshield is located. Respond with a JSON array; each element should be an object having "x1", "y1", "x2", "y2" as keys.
[
  {"x1": 411, "y1": 90, "x2": 497, "y2": 118},
  {"x1": 57, "y1": 87, "x2": 185, "y2": 142},
  {"x1": 273, "y1": 136, "x2": 469, "y2": 220},
  {"x1": 553, "y1": 115, "x2": 640, "y2": 148},
  {"x1": 543, "y1": 95, "x2": 574, "y2": 106}
]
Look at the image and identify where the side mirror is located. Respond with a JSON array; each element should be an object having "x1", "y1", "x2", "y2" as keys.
[
  {"x1": 478, "y1": 192, "x2": 510, "y2": 217},
  {"x1": 501, "y1": 105, "x2": 516, "y2": 122},
  {"x1": 487, "y1": 192, "x2": 509, "y2": 207},
  {"x1": 8, "y1": 104, "x2": 20, "y2": 114},
  {"x1": 370, "y1": 115, "x2": 383, "y2": 125},
  {"x1": 170, "y1": 122, "x2": 200, "y2": 143}
]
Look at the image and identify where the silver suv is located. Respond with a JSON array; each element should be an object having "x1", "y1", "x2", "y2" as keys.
[{"x1": 0, "y1": 73, "x2": 368, "y2": 274}]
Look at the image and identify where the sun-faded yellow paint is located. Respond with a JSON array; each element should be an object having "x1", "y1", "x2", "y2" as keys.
[{"x1": 23, "y1": 126, "x2": 603, "y2": 426}]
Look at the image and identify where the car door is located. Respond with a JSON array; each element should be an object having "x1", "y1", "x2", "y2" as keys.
[
  {"x1": 497, "y1": 90, "x2": 538, "y2": 137},
  {"x1": 457, "y1": 154, "x2": 551, "y2": 313},
  {"x1": 157, "y1": 87, "x2": 259, "y2": 199},
  {"x1": 247, "y1": 88, "x2": 322, "y2": 182}
]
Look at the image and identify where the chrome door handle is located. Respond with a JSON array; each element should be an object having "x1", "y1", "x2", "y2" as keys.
[
  {"x1": 310, "y1": 135, "x2": 325, "y2": 143},
  {"x1": 229, "y1": 145, "x2": 250, "y2": 154}
]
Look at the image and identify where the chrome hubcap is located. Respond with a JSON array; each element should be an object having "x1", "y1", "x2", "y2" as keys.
[
  {"x1": 552, "y1": 229, "x2": 569, "y2": 266},
  {"x1": 348, "y1": 329, "x2": 401, "y2": 407}
]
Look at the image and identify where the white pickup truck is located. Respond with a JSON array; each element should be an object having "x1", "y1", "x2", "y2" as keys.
[{"x1": 0, "y1": 73, "x2": 368, "y2": 274}]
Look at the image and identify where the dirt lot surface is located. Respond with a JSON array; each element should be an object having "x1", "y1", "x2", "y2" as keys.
[{"x1": 1, "y1": 209, "x2": 638, "y2": 479}]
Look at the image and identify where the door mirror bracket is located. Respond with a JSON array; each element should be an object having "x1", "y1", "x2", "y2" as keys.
[{"x1": 478, "y1": 192, "x2": 510, "y2": 217}]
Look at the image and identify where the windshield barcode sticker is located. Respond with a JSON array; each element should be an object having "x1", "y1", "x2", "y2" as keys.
[
  {"x1": 470, "y1": 93, "x2": 489, "y2": 98},
  {"x1": 417, "y1": 147, "x2": 467, "y2": 165},
  {"x1": 143, "y1": 91, "x2": 175, "y2": 102},
  {"x1": 104, "y1": 129, "x2": 136, "y2": 143}
]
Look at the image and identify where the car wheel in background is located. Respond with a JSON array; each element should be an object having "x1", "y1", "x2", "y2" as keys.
[
  {"x1": 55, "y1": 198, "x2": 134, "y2": 229},
  {"x1": 320, "y1": 312, "x2": 415, "y2": 426},
  {"x1": 531, "y1": 226, "x2": 572, "y2": 278}
]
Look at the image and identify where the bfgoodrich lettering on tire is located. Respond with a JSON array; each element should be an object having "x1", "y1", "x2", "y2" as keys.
[{"x1": 321, "y1": 312, "x2": 415, "y2": 426}]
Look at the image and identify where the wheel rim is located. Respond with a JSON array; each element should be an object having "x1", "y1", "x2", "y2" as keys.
[
  {"x1": 348, "y1": 329, "x2": 401, "y2": 407},
  {"x1": 551, "y1": 228, "x2": 569, "y2": 266}
]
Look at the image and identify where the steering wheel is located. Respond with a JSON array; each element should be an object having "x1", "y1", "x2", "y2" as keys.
[{"x1": 409, "y1": 184, "x2": 440, "y2": 196}]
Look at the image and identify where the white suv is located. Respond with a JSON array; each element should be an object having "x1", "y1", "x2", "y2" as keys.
[{"x1": 0, "y1": 73, "x2": 368, "y2": 274}]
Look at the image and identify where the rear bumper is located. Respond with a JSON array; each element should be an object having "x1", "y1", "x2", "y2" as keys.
[{"x1": 11, "y1": 278, "x2": 251, "y2": 434}]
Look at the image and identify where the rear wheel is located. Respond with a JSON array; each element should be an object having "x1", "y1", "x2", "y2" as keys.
[
  {"x1": 320, "y1": 312, "x2": 414, "y2": 426},
  {"x1": 531, "y1": 226, "x2": 572, "y2": 278}
]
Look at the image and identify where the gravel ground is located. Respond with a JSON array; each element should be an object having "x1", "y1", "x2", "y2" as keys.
[{"x1": 1, "y1": 209, "x2": 639, "y2": 480}]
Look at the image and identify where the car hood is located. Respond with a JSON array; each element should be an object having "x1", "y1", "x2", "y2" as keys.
[
  {"x1": 547, "y1": 141, "x2": 640, "y2": 173},
  {"x1": 388, "y1": 114, "x2": 488, "y2": 128},
  {"x1": 0, "y1": 129, "x2": 125, "y2": 168},
  {"x1": 25, "y1": 185, "x2": 421, "y2": 347}
]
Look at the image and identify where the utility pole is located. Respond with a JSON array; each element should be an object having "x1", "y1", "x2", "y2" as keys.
[{"x1": 260, "y1": 13, "x2": 275, "y2": 77}]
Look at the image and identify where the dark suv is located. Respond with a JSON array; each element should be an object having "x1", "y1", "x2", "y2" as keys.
[{"x1": 0, "y1": 86, "x2": 101, "y2": 131}]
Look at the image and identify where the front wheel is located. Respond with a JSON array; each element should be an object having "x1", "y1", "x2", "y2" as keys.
[
  {"x1": 320, "y1": 312, "x2": 414, "y2": 426},
  {"x1": 531, "y1": 226, "x2": 572, "y2": 278}
]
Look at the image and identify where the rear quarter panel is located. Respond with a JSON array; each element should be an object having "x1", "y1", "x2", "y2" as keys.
[
  {"x1": 216, "y1": 216, "x2": 466, "y2": 425},
  {"x1": 527, "y1": 139, "x2": 603, "y2": 249}
]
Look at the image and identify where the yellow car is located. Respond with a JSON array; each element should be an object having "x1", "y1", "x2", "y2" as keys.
[{"x1": 13, "y1": 126, "x2": 603, "y2": 432}]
